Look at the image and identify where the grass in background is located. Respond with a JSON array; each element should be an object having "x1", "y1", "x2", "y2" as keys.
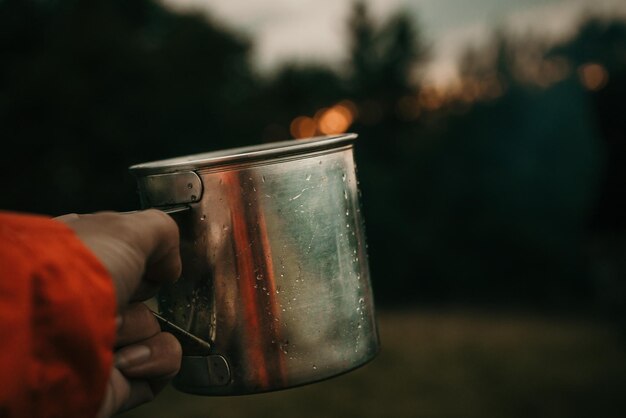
[{"x1": 119, "y1": 310, "x2": 626, "y2": 418}]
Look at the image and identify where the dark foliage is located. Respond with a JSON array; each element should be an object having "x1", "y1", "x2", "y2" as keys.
[{"x1": 1, "y1": 0, "x2": 625, "y2": 315}]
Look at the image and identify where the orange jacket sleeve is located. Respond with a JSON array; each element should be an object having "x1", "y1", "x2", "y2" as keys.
[{"x1": 0, "y1": 212, "x2": 117, "y2": 418}]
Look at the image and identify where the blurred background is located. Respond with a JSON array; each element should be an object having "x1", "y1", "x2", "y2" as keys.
[{"x1": 2, "y1": 0, "x2": 626, "y2": 416}]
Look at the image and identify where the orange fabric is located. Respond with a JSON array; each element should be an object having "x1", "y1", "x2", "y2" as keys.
[{"x1": 0, "y1": 212, "x2": 116, "y2": 418}]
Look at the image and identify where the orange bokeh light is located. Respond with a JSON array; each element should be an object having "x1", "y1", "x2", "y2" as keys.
[
  {"x1": 578, "y1": 62, "x2": 608, "y2": 91},
  {"x1": 318, "y1": 104, "x2": 354, "y2": 135},
  {"x1": 290, "y1": 116, "x2": 317, "y2": 139},
  {"x1": 338, "y1": 100, "x2": 358, "y2": 119}
]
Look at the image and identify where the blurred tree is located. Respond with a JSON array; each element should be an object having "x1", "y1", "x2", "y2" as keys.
[
  {"x1": 345, "y1": 1, "x2": 430, "y2": 305},
  {"x1": 347, "y1": 0, "x2": 377, "y2": 98},
  {"x1": 2, "y1": 0, "x2": 625, "y2": 314},
  {"x1": 549, "y1": 19, "x2": 626, "y2": 232},
  {"x1": 0, "y1": 0, "x2": 261, "y2": 215},
  {"x1": 404, "y1": 17, "x2": 626, "y2": 310},
  {"x1": 549, "y1": 18, "x2": 626, "y2": 324},
  {"x1": 347, "y1": 0, "x2": 426, "y2": 102}
]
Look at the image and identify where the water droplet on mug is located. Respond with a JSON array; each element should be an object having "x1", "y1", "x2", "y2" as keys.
[
  {"x1": 344, "y1": 190, "x2": 348, "y2": 200},
  {"x1": 187, "y1": 183, "x2": 193, "y2": 189},
  {"x1": 256, "y1": 274, "x2": 263, "y2": 281},
  {"x1": 200, "y1": 215, "x2": 206, "y2": 221},
  {"x1": 261, "y1": 175, "x2": 266, "y2": 183},
  {"x1": 191, "y1": 195, "x2": 197, "y2": 200},
  {"x1": 306, "y1": 173, "x2": 311, "y2": 181},
  {"x1": 312, "y1": 365, "x2": 317, "y2": 370}
]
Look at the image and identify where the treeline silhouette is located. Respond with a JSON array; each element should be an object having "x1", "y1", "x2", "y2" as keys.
[{"x1": 1, "y1": 0, "x2": 625, "y2": 316}]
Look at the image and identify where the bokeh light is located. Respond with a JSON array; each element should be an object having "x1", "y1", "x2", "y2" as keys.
[
  {"x1": 318, "y1": 103, "x2": 354, "y2": 135},
  {"x1": 290, "y1": 116, "x2": 317, "y2": 139},
  {"x1": 578, "y1": 62, "x2": 609, "y2": 91}
]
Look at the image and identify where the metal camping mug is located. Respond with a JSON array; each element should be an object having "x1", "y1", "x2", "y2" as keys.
[{"x1": 129, "y1": 133, "x2": 379, "y2": 395}]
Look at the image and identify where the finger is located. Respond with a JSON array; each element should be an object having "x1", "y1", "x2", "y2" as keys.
[
  {"x1": 54, "y1": 213, "x2": 80, "y2": 222},
  {"x1": 96, "y1": 368, "x2": 154, "y2": 418},
  {"x1": 116, "y1": 332, "x2": 182, "y2": 380},
  {"x1": 122, "y1": 209, "x2": 182, "y2": 303},
  {"x1": 116, "y1": 303, "x2": 160, "y2": 348},
  {"x1": 54, "y1": 211, "x2": 146, "y2": 307},
  {"x1": 57, "y1": 210, "x2": 181, "y2": 307}
]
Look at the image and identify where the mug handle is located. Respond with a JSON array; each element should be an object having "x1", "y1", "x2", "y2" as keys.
[
  {"x1": 152, "y1": 311, "x2": 211, "y2": 356},
  {"x1": 134, "y1": 205, "x2": 214, "y2": 357}
]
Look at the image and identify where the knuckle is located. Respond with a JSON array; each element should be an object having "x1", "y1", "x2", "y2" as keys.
[
  {"x1": 146, "y1": 208, "x2": 176, "y2": 227},
  {"x1": 142, "y1": 209, "x2": 180, "y2": 245}
]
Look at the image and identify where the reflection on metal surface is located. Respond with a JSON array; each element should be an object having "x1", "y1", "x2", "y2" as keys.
[
  {"x1": 138, "y1": 171, "x2": 203, "y2": 206},
  {"x1": 130, "y1": 134, "x2": 379, "y2": 395}
]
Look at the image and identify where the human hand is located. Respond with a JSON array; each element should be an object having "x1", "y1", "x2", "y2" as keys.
[{"x1": 56, "y1": 210, "x2": 183, "y2": 417}]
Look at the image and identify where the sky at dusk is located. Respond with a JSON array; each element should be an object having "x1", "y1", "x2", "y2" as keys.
[{"x1": 161, "y1": 0, "x2": 626, "y2": 85}]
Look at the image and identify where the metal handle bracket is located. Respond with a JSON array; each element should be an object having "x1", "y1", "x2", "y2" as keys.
[{"x1": 138, "y1": 171, "x2": 203, "y2": 207}]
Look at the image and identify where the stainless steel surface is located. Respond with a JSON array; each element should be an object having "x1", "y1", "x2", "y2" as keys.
[
  {"x1": 137, "y1": 171, "x2": 203, "y2": 206},
  {"x1": 130, "y1": 134, "x2": 379, "y2": 395},
  {"x1": 178, "y1": 356, "x2": 231, "y2": 387}
]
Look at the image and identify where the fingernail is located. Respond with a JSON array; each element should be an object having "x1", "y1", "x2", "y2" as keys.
[{"x1": 116, "y1": 345, "x2": 151, "y2": 369}]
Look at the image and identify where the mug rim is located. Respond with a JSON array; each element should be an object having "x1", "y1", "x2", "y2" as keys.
[{"x1": 129, "y1": 133, "x2": 357, "y2": 175}]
